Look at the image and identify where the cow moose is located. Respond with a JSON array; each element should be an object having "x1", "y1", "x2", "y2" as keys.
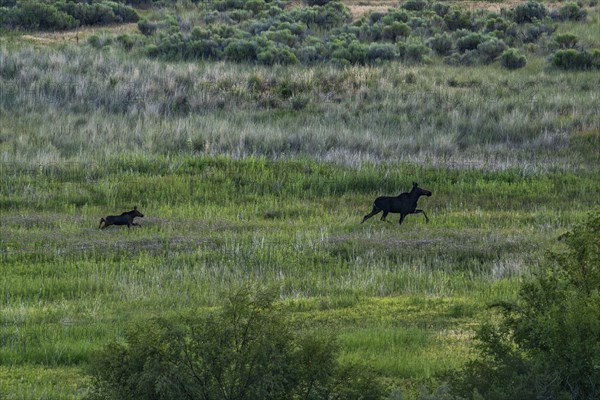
[
  {"x1": 99, "y1": 207, "x2": 144, "y2": 229},
  {"x1": 361, "y1": 182, "x2": 432, "y2": 225}
]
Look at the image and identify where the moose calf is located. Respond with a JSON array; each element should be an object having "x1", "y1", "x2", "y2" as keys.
[{"x1": 99, "y1": 207, "x2": 144, "y2": 229}]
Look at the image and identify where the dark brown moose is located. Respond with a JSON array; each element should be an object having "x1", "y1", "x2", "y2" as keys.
[
  {"x1": 361, "y1": 182, "x2": 432, "y2": 225},
  {"x1": 99, "y1": 207, "x2": 144, "y2": 229}
]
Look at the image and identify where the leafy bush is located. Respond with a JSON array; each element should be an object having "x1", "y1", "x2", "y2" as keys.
[
  {"x1": 554, "y1": 2, "x2": 587, "y2": 21},
  {"x1": 86, "y1": 287, "x2": 386, "y2": 400},
  {"x1": 450, "y1": 211, "x2": 600, "y2": 400},
  {"x1": 381, "y1": 21, "x2": 411, "y2": 41},
  {"x1": 402, "y1": 0, "x2": 426, "y2": 11},
  {"x1": 304, "y1": 0, "x2": 331, "y2": 5},
  {"x1": 366, "y1": 42, "x2": 397, "y2": 63},
  {"x1": 400, "y1": 41, "x2": 430, "y2": 63},
  {"x1": 477, "y1": 38, "x2": 507, "y2": 63},
  {"x1": 500, "y1": 48, "x2": 526, "y2": 69},
  {"x1": 484, "y1": 16, "x2": 511, "y2": 35},
  {"x1": 513, "y1": 1, "x2": 547, "y2": 23},
  {"x1": 257, "y1": 45, "x2": 299, "y2": 65},
  {"x1": 224, "y1": 39, "x2": 258, "y2": 62},
  {"x1": 456, "y1": 32, "x2": 486, "y2": 53},
  {"x1": 0, "y1": 0, "x2": 138, "y2": 30},
  {"x1": 444, "y1": 9, "x2": 473, "y2": 31},
  {"x1": 432, "y1": 2, "x2": 450, "y2": 17},
  {"x1": 137, "y1": 18, "x2": 157, "y2": 36},
  {"x1": 593, "y1": 49, "x2": 600, "y2": 69},
  {"x1": 3, "y1": 0, "x2": 78, "y2": 30},
  {"x1": 521, "y1": 21, "x2": 555, "y2": 43},
  {"x1": 554, "y1": 33, "x2": 578, "y2": 49},
  {"x1": 428, "y1": 33, "x2": 453, "y2": 56},
  {"x1": 332, "y1": 40, "x2": 368, "y2": 64},
  {"x1": 552, "y1": 49, "x2": 593, "y2": 70},
  {"x1": 244, "y1": 0, "x2": 267, "y2": 14}
]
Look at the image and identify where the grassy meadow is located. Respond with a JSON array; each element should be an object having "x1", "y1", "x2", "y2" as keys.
[{"x1": 1, "y1": 1, "x2": 600, "y2": 399}]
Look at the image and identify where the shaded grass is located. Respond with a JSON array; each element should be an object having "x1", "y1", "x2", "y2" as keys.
[{"x1": 1, "y1": 42, "x2": 599, "y2": 170}]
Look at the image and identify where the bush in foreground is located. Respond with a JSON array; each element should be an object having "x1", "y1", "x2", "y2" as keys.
[
  {"x1": 87, "y1": 287, "x2": 385, "y2": 400},
  {"x1": 448, "y1": 211, "x2": 600, "y2": 400}
]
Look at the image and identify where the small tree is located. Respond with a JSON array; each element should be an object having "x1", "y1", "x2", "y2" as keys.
[
  {"x1": 451, "y1": 211, "x2": 600, "y2": 400},
  {"x1": 87, "y1": 286, "x2": 385, "y2": 400}
]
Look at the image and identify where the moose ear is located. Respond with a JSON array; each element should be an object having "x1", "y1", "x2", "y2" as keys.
[
  {"x1": 413, "y1": 182, "x2": 418, "y2": 187},
  {"x1": 134, "y1": 206, "x2": 137, "y2": 210}
]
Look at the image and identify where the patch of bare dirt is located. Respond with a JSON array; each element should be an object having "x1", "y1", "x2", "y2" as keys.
[{"x1": 21, "y1": 23, "x2": 138, "y2": 45}]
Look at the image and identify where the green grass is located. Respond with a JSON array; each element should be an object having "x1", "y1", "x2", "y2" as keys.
[
  {"x1": 2, "y1": 156, "x2": 598, "y2": 398},
  {"x1": 1, "y1": 6, "x2": 600, "y2": 398}
]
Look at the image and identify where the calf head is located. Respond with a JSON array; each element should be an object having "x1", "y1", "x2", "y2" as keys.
[{"x1": 413, "y1": 182, "x2": 432, "y2": 197}]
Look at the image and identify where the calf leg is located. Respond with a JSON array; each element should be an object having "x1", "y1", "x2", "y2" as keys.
[
  {"x1": 361, "y1": 206, "x2": 382, "y2": 223},
  {"x1": 414, "y1": 209, "x2": 429, "y2": 223},
  {"x1": 380, "y1": 211, "x2": 389, "y2": 222}
]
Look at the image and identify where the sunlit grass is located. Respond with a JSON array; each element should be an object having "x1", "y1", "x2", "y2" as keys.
[{"x1": 1, "y1": 155, "x2": 597, "y2": 398}]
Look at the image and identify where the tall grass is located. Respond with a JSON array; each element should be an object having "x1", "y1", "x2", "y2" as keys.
[{"x1": 1, "y1": 43, "x2": 599, "y2": 169}]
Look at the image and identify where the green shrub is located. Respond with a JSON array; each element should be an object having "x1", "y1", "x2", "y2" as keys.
[
  {"x1": 593, "y1": 49, "x2": 600, "y2": 69},
  {"x1": 263, "y1": 28, "x2": 296, "y2": 46},
  {"x1": 244, "y1": 0, "x2": 267, "y2": 14},
  {"x1": 290, "y1": 94, "x2": 310, "y2": 110},
  {"x1": 402, "y1": 0, "x2": 427, "y2": 12},
  {"x1": 86, "y1": 287, "x2": 386, "y2": 400},
  {"x1": 513, "y1": 1, "x2": 547, "y2": 23},
  {"x1": 4, "y1": 0, "x2": 78, "y2": 30},
  {"x1": 552, "y1": 49, "x2": 593, "y2": 70},
  {"x1": 257, "y1": 45, "x2": 299, "y2": 65},
  {"x1": 116, "y1": 34, "x2": 135, "y2": 51},
  {"x1": 554, "y1": 33, "x2": 578, "y2": 49},
  {"x1": 186, "y1": 39, "x2": 221, "y2": 59},
  {"x1": 456, "y1": 32, "x2": 486, "y2": 53},
  {"x1": 304, "y1": 0, "x2": 331, "y2": 5},
  {"x1": 444, "y1": 10, "x2": 472, "y2": 31},
  {"x1": 432, "y1": 2, "x2": 450, "y2": 17},
  {"x1": 400, "y1": 41, "x2": 430, "y2": 63},
  {"x1": 555, "y1": 2, "x2": 587, "y2": 21},
  {"x1": 381, "y1": 9, "x2": 409, "y2": 24},
  {"x1": 366, "y1": 42, "x2": 397, "y2": 63},
  {"x1": 428, "y1": 33, "x2": 453, "y2": 56},
  {"x1": 137, "y1": 18, "x2": 157, "y2": 36},
  {"x1": 224, "y1": 39, "x2": 258, "y2": 62},
  {"x1": 332, "y1": 40, "x2": 368, "y2": 64},
  {"x1": 477, "y1": 38, "x2": 507, "y2": 63},
  {"x1": 500, "y1": 48, "x2": 526, "y2": 69},
  {"x1": 484, "y1": 16, "x2": 510, "y2": 35},
  {"x1": 381, "y1": 21, "x2": 411, "y2": 41},
  {"x1": 450, "y1": 211, "x2": 600, "y2": 400}
]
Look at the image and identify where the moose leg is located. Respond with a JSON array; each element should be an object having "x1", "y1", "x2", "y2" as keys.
[
  {"x1": 414, "y1": 209, "x2": 429, "y2": 223},
  {"x1": 361, "y1": 206, "x2": 382, "y2": 223},
  {"x1": 399, "y1": 214, "x2": 406, "y2": 225},
  {"x1": 380, "y1": 211, "x2": 389, "y2": 222}
]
